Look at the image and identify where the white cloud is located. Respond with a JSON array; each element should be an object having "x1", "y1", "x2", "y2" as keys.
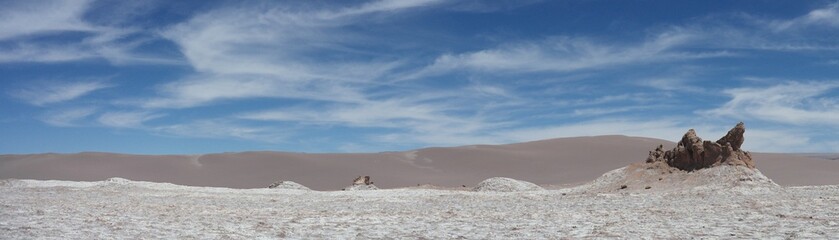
[
  {"x1": 496, "y1": 119, "x2": 693, "y2": 143},
  {"x1": 0, "y1": 0, "x2": 95, "y2": 40},
  {"x1": 0, "y1": 43, "x2": 97, "y2": 63},
  {"x1": 97, "y1": 111, "x2": 163, "y2": 128},
  {"x1": 141, "y1": 75, "x2": 367, "y2": 109},
  {"x1": 636, "y1": 77, "x2": 707, "y2": 93},
  {"x1": 241, "y1": 99, "x2": 465, "y2": 128},
  {"x1": 770, "y1": 3, "x2": 839, "y2": 31},
  {"x1": 12, "y1": 81, "x2": 112, "y2": 106},
  {"x1": 324, "y1": 0, "x2": 444, "y2": 19},
  {"x1": 401, "y1": 32, "x2": 730, "y2": 80},
  {"x1": 153, "y1": 119, "x2": 285, "y2": 143},
  {"x1": 743, "y1": 128, "x2": 814, "y2": 153},
  {"x1": 161, "y1": 2, "x2": 414, "y2": 80},
  {"x1": 703, "y1": 81, "x2": 839, "y2": 126},
  {"x1": 444, "y1": 0, "x2": 544, "y2": 12},
  {"x1": 0, "y1": 0, "x2": 179, "y2": 65},
  {"x1": 39, "y1": 107, "x2": 97, "y2": 127},
  {"x1": 239, "y1": 93, "x2": 514, "y2": 148},
  {"x1": 551, "y1": 93, "x2": 655, "y2": 108},
  {"x1": 572, "y1": 106, "x2": 655, "y2": 117},
  {"x1": 147, "y1": 1, "x2": 445, "y2": 109}
]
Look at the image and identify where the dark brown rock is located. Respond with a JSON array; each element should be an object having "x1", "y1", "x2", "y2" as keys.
[
  {"x1": 343, "y1": 176, "x2": 378, "y2": 190},
  {"x1": 352, "y1": 176, "x2": 372, "y2": 185},
  {"x1": 646, "y1": 122, "x2": 755, "y2": 171},
  {"x1": 717, "y1": 122, "x2": 746, "y2": 150}
]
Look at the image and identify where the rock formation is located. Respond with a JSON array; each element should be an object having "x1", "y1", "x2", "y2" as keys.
[
  {"x1": 343, "y1": 176, "x2": 378, "y2": 191},
  {"x1": 646, "y1": 122, "x2": 755, "y2": 171},
  {"x1": 573, "y1": 122, "x2": 774, "y2": 194},
  {"x1": 353, "y1": 176, "x2": 373, "y2": 185}
]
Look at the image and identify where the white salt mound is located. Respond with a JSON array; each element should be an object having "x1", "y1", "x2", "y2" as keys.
[
  {"x1": 343, "y1": 184, "x2": 379, "y2": 191},
  {"x1": 472, "y1": 177, "x2": 543, "y2": 192},
  {"x1": 267, "y1": 181, "x2": 310, "y2": 190},
  {"x1": 574, "y1": 164, "x2": 778, "y2": 194},
  {"x1": 105, "y1": 177, "x2": 132, "y2": 184}
]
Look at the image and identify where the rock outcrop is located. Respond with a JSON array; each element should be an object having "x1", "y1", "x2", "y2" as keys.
[
  {"x1": 343, "y1": 176, "x2": 378, "y2": 191},
  {"x1": 353, "y1": 176, "x2": 372, "y2": 185},
  {"x1": 472, "y1": 177, "x2": 543, "y2": 192},
  {"x1": 573, "y1": 122, "x2": 775, "y2": 194},
  {"x1": 267, "y1": 180, "x2": 310, "y2": 190},
  {"x1": 646, "y1": 122, "x2": 755, "y2": 171}
]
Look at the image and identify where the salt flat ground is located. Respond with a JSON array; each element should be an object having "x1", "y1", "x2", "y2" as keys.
[{"x1": 1, "y1": 178, "x2": 838, "y2": 239}]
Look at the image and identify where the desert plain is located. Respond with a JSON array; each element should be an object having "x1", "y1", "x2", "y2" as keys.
[{"x1": 2, "y1": 127, "x2": 839, "y2": 239}]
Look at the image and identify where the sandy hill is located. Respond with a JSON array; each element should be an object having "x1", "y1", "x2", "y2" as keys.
[{"x1": 1, "y1": 135, "x2": 837, "y2": 190}]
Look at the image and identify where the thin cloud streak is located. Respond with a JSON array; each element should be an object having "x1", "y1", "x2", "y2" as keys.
[
  {"x1": 0, "y1": 0, "x2": 181, "y2": 65},
  {"x1": 148, "y1": 1, "x2": 437, "y2": 109},
  {"x1": 153, "y1": 119, "x2": 286, "y2": 143},
  {"x1": 11, "y1": 81, "x2": 112, "y2": 106},
  {"x1": 97, "y1": 111, "x2": 164, "y2": 128},
  {"x1": 142, "y1": 76, "x2": 368, "y2": 109},
  {"x1": 0, "y1": 0, "x2": 96, "y2": 40},
  {"x1": 400, "y1": 32, "x2": 730, "y2": 80},
  {"x1": 703, "y1": 81, "x2": 839, "y2": 127},
  {"x1": 39, "y1": 107, "x2": 98, "y2": 127},
  {"x1": 770, "y1": 2, "x2": 839, "y2": 31}
]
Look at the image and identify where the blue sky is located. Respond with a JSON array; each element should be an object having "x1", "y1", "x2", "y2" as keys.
[{"x1": 1, "y1": 0, "x2": 838, "y2": 154}]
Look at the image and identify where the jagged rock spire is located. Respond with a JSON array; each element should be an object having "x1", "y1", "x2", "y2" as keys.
[
  {"x1": 717, "y1": 122, "x2": 745, "y2": 151},
  {"x1": 647, "y1": 122, "x2": 755, "y2": 171}
]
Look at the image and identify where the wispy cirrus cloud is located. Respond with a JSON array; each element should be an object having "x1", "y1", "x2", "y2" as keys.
[
  {"x1": 401, "y1": 3, "x2": 839, "y2": 82},
  {"x1": 0, "y1": 43, "x2": 97, "y2": 63},
  {"x1": 153, "y1": 119, "x2": 286, "y2": 143},
  {"x1": 39, "y1": 107, "x2": 98, "y2": 127},
  {"x1": 703, "y1": 81, "x2": 839, "y2": 127},
  {"x1": 0, "y1": 0, "x2": 180, "y2": 65},
  {"x1": 97, "y1": 111, "x2": 164, "y2": 128},
  {"x1": 141, "y1": 75, "x2": 368, "y2": 109},
  {"x1": 144, "y1": 0, "x2": 446, "y2": 109},
  {"x1": 127, "y1": 0, "x2": 467, "y2": 143},
  {"x1": 11, "y1": 81, "x2": 112, "y2": 106},
  {"x1": 402, "y1": 32, "x2": 727, "y2": 79},
  {"x1": 239, "y1": 97, "x2": 494, "y2": 131},
  {"x1": 160, "y1": 0, "x2": 434, "y2": 79},
  {"x1": 0, "y1": 0, "x2": 96, "y2": 40},
  {"x1": 770, "y1": 2, "x2": 839, "y2": 31}
]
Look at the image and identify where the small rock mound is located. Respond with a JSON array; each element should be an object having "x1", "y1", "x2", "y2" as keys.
[
  {"x1": 105, "y1": 177, "x2": 132, "y2": 184},
  {"x1": 646, "y1": 122, "x2": 755, "y2": 171},
  {"x1": 267, "y1": 181, "x2": 310, "y2": 190},
  {"x1": 0, "y1": 179, "x2": 19, "y2": 187},
  {"x1": 472, "y1": 177, "x2": 543, "y2": 192},
  {"x1": 576, "y1": 163, "x2": 777, "y2": 193},
  {"x1": 342, "y1": 176, "x2": 378, "y2": 191},
  {"x1": 343, "y1": 184, "x2": 379, "y2": 191}
]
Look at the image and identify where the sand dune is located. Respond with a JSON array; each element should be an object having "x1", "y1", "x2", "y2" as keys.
[{"x1": 1, "y1": 136, "x2": 837, "y2": 190}]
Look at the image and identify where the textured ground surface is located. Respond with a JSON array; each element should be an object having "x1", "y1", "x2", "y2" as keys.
[{"x1": 2, "y1": 178, "x2": 838, "y2": 239}]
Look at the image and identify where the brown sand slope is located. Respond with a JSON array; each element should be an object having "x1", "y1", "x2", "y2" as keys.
[{"x1": 1, "y1": 136, "x2": 837, "y2": 190}]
